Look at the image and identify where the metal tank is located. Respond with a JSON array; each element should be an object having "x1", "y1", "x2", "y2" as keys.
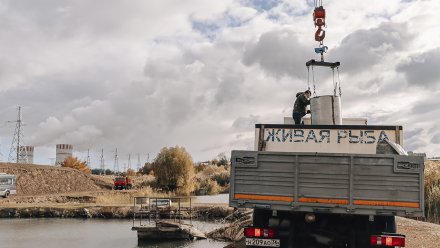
[{"x1": 310, "y1": 95, "x2": 342, "y2": 125}]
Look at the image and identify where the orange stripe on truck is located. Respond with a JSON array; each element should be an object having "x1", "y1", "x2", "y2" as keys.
[
  {"x1": 299, "y1": 197, "x2": 348, "y2": 205},
  {"x1": 234, "y1": 194, "x2": 294, "y2": 202},
  {"x1": 354, "y1": 200, "x2": 420, "y2": 208}
]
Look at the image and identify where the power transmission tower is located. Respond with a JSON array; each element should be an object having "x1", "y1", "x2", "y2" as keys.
[
  {"x1": 127, "y1": 153, "x2": 131, "y2": 170},
  {"x1": 137, "y1": 153, "x2": 141, "y2": 171},
  {"x1": 8, "y1": 106, "x2": 28, "y2": 163},
  {"x1": 99, "y1": 148, "x2": 105, "y2": 175},
  {"x1": 113, "y1": 148, "x2": 119, "y2": 174},
  {"x1": 86, "y1": 149, "x2": 91, "y2": 167}
]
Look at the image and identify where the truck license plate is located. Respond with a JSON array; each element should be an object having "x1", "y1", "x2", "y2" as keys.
[{"x1": 245, "y1": 238, "x2": 280, "y2": 247}]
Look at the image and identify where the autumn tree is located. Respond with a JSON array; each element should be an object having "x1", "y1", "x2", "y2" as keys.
[
  {"x1": 139, "y1": 162, "x2": 154, "y2": 175},
  {"x1": 152, "y1": 146, "x2": 195, "y2": 195},
  {"x1": 61, "y1": 156, "x2": 91, "y2": 174}
]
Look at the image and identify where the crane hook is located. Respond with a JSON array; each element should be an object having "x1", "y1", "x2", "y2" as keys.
[{"x1": 315, "y1": 27, "x2": 325, "y2": 42}]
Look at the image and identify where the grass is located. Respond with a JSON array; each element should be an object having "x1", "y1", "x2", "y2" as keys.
[
  {"x1": 95, "y1": 187, "x2": 174, "y2": 205},
  {"x1": 424, "y1": 160, "x2": 440, "y2": 223}
]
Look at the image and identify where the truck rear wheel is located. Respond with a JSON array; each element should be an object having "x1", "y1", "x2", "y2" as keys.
[
  {"x1": 374, "y1": 216, "x2": 396, "y2": 233},
  {"x1": 252, "y1": 209, "x2": 271, "y2": 227},
  {"x1": 4, "y1": 191, "x2": 10, "y2": 198}
]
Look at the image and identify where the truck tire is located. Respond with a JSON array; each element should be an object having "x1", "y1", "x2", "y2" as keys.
[
  {"x1": 4, "y1": 191, "x2": 10, "y2": 198},
  {"x1": 252, "y1": 209, "x2": 271, "y2": 227},
  {"x1": 352, "y1": 215, "x2": 370, "y2": 248},
  {"x1": 374, "y1": 216, "x2": 396, "y2": 233}
]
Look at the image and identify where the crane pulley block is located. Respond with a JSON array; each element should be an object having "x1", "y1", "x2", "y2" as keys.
[{"x1": 313, "y1": 6, "x2": 326, "y2": 20}]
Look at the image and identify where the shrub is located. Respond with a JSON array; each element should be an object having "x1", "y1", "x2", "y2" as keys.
[
  {"x1": 61, "y1": 156, "x2": 91, "y2": 174},
  {"x1": 133, "y1": 174, "x2": 156, "y2": 189},
  {"x1": 195, "y1": 178, "x2": 221, "y2": 195},
  {"x1": 125, "y1": 168, "x2": 137, "y2": 177},
  {"x1": 425, "y1": 160, "x2": 440, "y2": 223},
  {"x1": 194, "y1": 165, "x2": 230, "y2": 195}
]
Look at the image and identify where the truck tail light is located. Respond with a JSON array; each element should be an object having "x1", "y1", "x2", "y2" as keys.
[
  {"x1": 244, "y1": 227, "x2": 275, "y2": 238},
  {"x1": 370, "y1": 234, "x2": 405, "y2": 247}
]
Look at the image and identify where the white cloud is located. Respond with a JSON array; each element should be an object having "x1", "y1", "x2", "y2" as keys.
[{"x1": 0, "y1": 0, "x2": 439, "y2": 165}]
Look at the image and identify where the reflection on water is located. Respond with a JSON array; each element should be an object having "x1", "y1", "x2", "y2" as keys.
[{"x1": 0, "y1": 218, "x2": 229, "y2": 248}]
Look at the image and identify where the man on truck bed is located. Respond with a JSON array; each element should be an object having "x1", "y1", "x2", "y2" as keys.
[{"x1": 292, "y1": 89, "x2": 311, "y2": 125}]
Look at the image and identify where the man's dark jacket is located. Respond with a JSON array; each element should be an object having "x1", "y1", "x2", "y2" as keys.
[{"x1": 293, "y1": 92, "x2": 310, "y2": 116}]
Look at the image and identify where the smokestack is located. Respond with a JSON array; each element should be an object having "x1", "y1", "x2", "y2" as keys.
[
  {"x1": 18, "y1": 146, "x2": 34, "y2": 164},
  {"x1": 55, "y1": 144, "x2": 73, "y2": 166}
]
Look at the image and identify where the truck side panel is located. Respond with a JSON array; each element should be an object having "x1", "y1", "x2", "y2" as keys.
[{"x1": 230, "y1": 151, "x2": 424, "y2": 217}]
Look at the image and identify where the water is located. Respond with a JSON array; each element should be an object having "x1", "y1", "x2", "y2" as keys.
[
  {"x1": 192, "y1": 194, "x2": 229, "y2": 204},
  {"x1": 0, "y1": 218, "x2": 230, "y2": 248}
]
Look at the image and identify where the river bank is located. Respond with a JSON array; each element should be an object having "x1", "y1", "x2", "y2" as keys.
[{"x1": 0, "y1": 204, "x2": 233, "y2": 219}]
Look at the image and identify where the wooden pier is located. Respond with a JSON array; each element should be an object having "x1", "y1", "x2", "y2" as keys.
[{"x1": 131, "y1": 197, "x2": 206, "y2": 240}]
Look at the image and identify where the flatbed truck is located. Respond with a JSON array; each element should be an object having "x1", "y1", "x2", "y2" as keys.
[{"x1": 229, "y1": 101, "x2": 424, "y2": 248}]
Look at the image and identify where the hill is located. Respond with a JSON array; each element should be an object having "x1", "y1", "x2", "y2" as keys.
[{"x1": 0, "y1": 163, "x2": 111, "y2": 195}]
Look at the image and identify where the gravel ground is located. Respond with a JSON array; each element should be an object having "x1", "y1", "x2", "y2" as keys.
[{"x1": 397, "y1": 217, "x2": 440, "y2": 248}]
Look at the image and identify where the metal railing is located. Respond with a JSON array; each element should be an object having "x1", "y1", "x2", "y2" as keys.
[{"x1": 132, "y1": 196, "x2": 193, "y2": 228}]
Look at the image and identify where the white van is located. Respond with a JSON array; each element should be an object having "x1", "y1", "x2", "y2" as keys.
[
  {"x1": 0, "y1": 174, "x2": 16, "y2": 198},
  {"x1": 150, "y1": 198, "x2": 172, "y2": 209}
]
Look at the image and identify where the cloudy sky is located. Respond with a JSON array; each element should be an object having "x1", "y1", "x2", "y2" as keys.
[{"x1": 0, "y1": 0, "x2": 439, "y2": 167}]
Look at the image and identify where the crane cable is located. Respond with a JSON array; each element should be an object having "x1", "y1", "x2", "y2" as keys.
[
  {"x1": 314, "y1": 0, "x2": 323, "y2": 7},
  {"x1": 337, "y1": 67, "x2": 342, "y2": 97},
  {"x1": 312, "y1": 66, "x2": 317, "y2": 97},
  {"x1": 307, "y1": 65, "x2": 317, "y2": 96},
  {"x1": 331, "y1": 67, "x2": 342, "y2": 97},
  {"x1": 307, "y1": 66, "x2": 311, "y2": 91},
  {"x1": 332, "y1": 68, "x2": 336, "y2": 96}
]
